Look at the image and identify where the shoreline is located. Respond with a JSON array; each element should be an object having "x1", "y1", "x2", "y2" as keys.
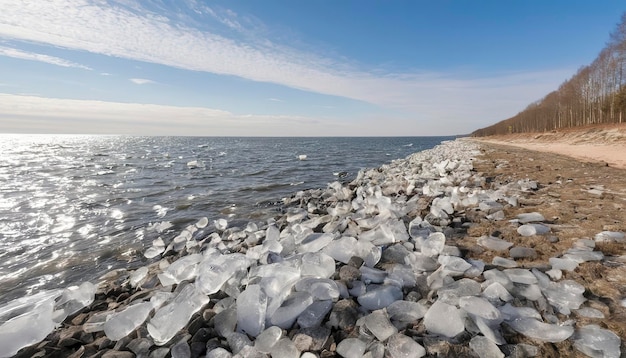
[
  {"x1": 2, "y1": 139, "x2": 624, "y2": 358},
  {"x1": 471, "y1": 123, "x2": 626, "y2": 169}
]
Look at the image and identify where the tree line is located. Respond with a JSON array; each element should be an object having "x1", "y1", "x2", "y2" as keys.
[{"x1": 472, "y1": 12, "x2": 626, "y2": 137}]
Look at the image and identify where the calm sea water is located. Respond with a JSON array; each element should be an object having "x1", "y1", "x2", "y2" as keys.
[{"x1": 0, "y1": 135, "x2": 454, "y2": 304}]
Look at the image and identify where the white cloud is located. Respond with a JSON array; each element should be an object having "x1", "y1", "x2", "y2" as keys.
[
  {"x1": 0, "y1": 0, "x2": 568, "y2": 124},
  {"x1": 130, "y1": 78, "x2": 156, "y2": 85},
  {"x1": 0, "y1": 94, "x2": 347, "y2": 136},
  {"x1": 0, "y1": 45, "x2": 91, "y2": 70}
]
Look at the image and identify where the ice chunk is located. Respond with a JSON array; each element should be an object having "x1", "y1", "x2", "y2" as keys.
[
  {"x1": 504, "y1": 269, "x2": 537, "y2": 285},
  {"x1": 549, "y1": 257, "x2": 579, "y2": 271},
  {"x1": 499, "y1": 303, "x2": 541, "y2": 321},
  {"x1": 507, "y1": 318, "x2": 574, "y2": 342},
  {"x1": 482, "y1": 282, "x2": 513, "y2": 303},
  {"x1": 573, "y1": 324, "x2": 621, "y2": 358},
  {"x1": 360, "y1": 266, "x2": 387, "y2": 284},
  {"x1": 297, "y1": 233, "x2": 334, "y2": 253},
  {"x1": 147, "y1": 284, "x2": 209, "y2": 345},
  {"x1": 438, "y1": 255, "x2": 472, "y2": 276},
  {"x1": 477, "y1": 236, "x2": 513, "y2": 251},
  {"x1": 0, "y1": 299, "x2": 56, "y2": 358},
  {"x1": 295, "y1": 278, "x2": 340, "y2": 300},
  {"x1": 301, "y1": 252, "x2": 335, "y2": 278},
  {"x1": 144, "y1": 237, "x2": 166, "y2": 258},
  {"x1": 55, "y1": 282, "x2": 96, "y2": 319},
  {"x1": 270, "y1": 338, "x2": 300, "y2": 358},
  {"x1": 517, "y1": 212, "x2": 545, "y2": 223},
  {"x1": 492, "y1": 256, "x2": 517, "y2": 268},
  {"x1": 421, "y1": 232, "x2": 446, "y2": 257},
  {"x1": 105, "y1": 301, "x2": 155, "y2": 341},
  {"x1": 270, "y1": 291, "x2": 314, "y2": 329},
  {"x1": 459, "y1": 296, "x2": 501, "y2": 321},
  {"x1": 540, "y1": 279, "x2": 586, "y2": 315},
  {"x1": 158, "y1": 253, "x2": 202, "y2": 286},
  {"x1": 129, "y1": 267, "x2": 149, "y2": 287},
  {"x1": 469, "y1": 336, "x2": 504, "y2": 358},
  {"x1": 405, "y1": 252, "x2": 438, "y2": 272},
  {"x1": 387, "y1": 300, "x2": 429, "y2": 322},
  {"x1": 297, "y1": 300, "x2": 333, "y2": 328},
  {"x1": 254, "y1": 326, "x2": 282, "y2": 353},
  {"x1": 206, "y1": 347, "x2": 232, "y2": 358},
  {"x1": 336, "y1": 338, "x2": 367, "y2": 358},
  {"x1": 563, "y1": 249, "x2": 604, "y2": 263},
  {"x1": 357, "y1": 285, "x2": 403, "y2": 311},
  {"x1": 465, "y1": 258, "x2": 485, "y2": 277},
  {"x1": 237, "y1": 284, "x2": 267, "y2": 337},
  {"x1": 424, "y1": 301, "x2": 465, "y2": 338},
  {"x1": 575, "y1": 307, "x2": 604, "y2": 319},
  {"x1": 437, "y1": 278, "x2": 482, "y2": 306},
  {"x1": 362, "y1": 310, "x2": 397, "y2": 341},
  {"x1": 386, "y1": 333, "x2": 426, "y2": 358},
  {"x1": 214, "y1": 218, "x2": 228, "y2": 231},
  {"x1": 196, "y1": 253, "x2": 252, "y2": 295},
  {"x1": 517, "y1": 224, "x2": 550, "y2": 236},
  {"x1": 594, "y1": 231, "x2": 625, "y2": 243}
]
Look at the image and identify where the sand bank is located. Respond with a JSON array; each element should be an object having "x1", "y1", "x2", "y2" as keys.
[{"x1": 472, "y1": 124, "x2": 626, "y2": 169}]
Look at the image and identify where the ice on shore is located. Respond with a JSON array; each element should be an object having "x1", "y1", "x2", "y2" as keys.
[
  {"x1": 147, "y1": 284, "x2": 209, "y2": 345},
  {"x1": 237, "y1": 285, "x2": 267, "y2": 337},
  {"x1": 424, "y1": 301, "x2": 465, "y2": 338},
  {"x1": 573, "y1": 325, "x2": 621, "y2": 358},
  {"x1": 0, "y1": 300, "x2": 56, "y2": 358},
  {"x1": 507, "y1": 318, "x2": 574, "y2": 342},
  {"x1": 477, "y1": 236, "x2": 513, "y2": 251},
  {"x1": 517, "y1": 223, "x2": 550, "y2": 236}
]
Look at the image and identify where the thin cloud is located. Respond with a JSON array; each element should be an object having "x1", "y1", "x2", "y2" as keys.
[
  {"x1": 0, "y1": 94, "x2": 342, "y2": 136},
  {"x1": 0, "y1": 1, "x2": 570, "y2": 125},
  {"x1": 130, "y1": 78, "x2": 156, "y2": 85},
  {"x1": 0, "y1": 45, "x2": 92, "y2": 70}
]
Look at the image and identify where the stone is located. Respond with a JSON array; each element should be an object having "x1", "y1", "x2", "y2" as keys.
[
  {"x1": 328, "y1": 299, "x2": 359, "y2": 330},
  {"x1": 517, "y1": 224, "x2": 550, "y2": 237},
  {"x1": 509, "y1": 247, "x2": 537, "y2": 259}
]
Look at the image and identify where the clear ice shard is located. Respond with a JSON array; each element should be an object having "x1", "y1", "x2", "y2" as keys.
[
  {"x1": 254, "y1": 326, "x2": 282, "y2": 353},
  {"x1": 0, "y1": 299, "x2": 56, "y2": 358},
  {"x1": 196, "y1": 253, "x2": 252, "y2": 295},
  {"x1": 517, "y1": 224, "x2": 550, "y2": 236},
  {"x1": 104, "y1": 301, "x2": 155, "y2": 341},
  {"x1": 516, "y1": 212, "x2": 545, "y2": 223},
  {"x1": 386, "y1": 300, "x2": 428, "y2": 322},
  {"x1": 421, "y1": 232, "x2": 446, "y2": 257},
  {"x1": 336, "y1": 338, "x2": 367, "y2": 358},
  {"x1": 295, "y1": 278, "x2": 340, "y2": 300},
  {"x1": 147, "y1": 284, "x2": 209, "y2": 345},
  {"x1": 477, "y1": 236, "x2": 513, "y2": 251},
  {"x1": 459, "y1": 296, "x2": 501, "y2": 321},
  {"x1": 469, "y1": 335, "x2": 504, "y2": 358},
  {"x1": 424, "y1": 300, "x2": 465, "y2": 338},
  {"x1": 362, "y1": 310, "x2": 398, "y2": 341},
  {"x1": 573, "y1": 324, "x2": 621, "y2": 358},
  {"x1": 507, "y1": 318, "x2": 574, "y2": 342},
  {"x1": 270, "y1": 291, "x2": 314, "y2": 329},
  {"x1": 357, "y1": 285, "x2": 403, "y2": 311},
  {"x1": 386, "y1": 333, "x2": 426, "y2": 358},
  {"x1": 55, "y1": 282, "x2": 96, "y2": 319},
  {"x1": 236, "y1": 284, "x2": 267, "y2": 337},
  {"x1": 129, "y1": 267, "x2": 149, "y2": 287}
]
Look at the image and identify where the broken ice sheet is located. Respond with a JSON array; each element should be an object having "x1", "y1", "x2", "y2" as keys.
[
  {"x1": 507, "y1": 317, "x2": 573, "y2": 342},
  {"x1": 424, "y1": 300, "x2": 465, "y2": 338},
  {"x1": 573, "y1": 324, "x2": 621, "y2": 358}
]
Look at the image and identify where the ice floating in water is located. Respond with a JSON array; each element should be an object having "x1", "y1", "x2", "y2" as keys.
[{"x1": 298, "y1": 154, "x2": 307, "y2": 160}]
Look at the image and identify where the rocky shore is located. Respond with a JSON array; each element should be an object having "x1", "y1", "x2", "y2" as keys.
[{"x1": 2, "y1": 139, "x2": 625, "y2": 358}]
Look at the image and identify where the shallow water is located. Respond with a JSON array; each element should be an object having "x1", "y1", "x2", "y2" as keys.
[{"x1": 0, "y1": 135, "x2": 453, "y2": 304}]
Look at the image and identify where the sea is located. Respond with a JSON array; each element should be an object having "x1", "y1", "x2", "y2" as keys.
[{"x1": 0, "y1": 135, "x2": 455, "y2": 305}]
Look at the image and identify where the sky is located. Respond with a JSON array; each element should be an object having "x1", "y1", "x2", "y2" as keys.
[{"x1": 0, "y1": 1, "x2": 624, "y2": 136}]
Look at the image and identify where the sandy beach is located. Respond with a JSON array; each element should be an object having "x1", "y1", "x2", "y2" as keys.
[{"x1": 472, "y1": 124, "x2": 626, "y2": 170}]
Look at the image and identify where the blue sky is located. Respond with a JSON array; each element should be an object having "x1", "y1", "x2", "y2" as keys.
[{"x1": 0, "y1": 0, "x2": 624, "y2": 136}]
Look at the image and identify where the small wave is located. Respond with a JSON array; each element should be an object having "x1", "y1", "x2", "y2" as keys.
[{"x1": 290, "y1": 181, "x2": 304, "y2": 186}]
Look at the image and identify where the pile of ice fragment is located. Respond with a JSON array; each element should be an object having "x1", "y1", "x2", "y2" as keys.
[{"x1": 1, "y1": 139, "x2": 623, "y2": 358}]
